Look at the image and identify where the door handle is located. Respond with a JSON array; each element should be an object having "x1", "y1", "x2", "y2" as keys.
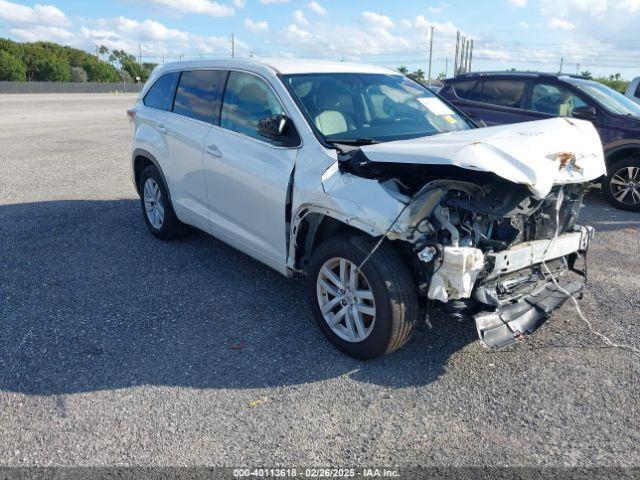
[
  {"x1": 156, "y1": 124, "x2": 167, "y2": 135},
  {"x1": 206, "y1": 144, "x2": 223, "y2": 158}
]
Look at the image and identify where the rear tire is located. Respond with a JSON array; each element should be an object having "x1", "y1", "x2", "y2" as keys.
[
  {"x1": 139, "y1": 165, "x2": 186, "y2": 240},
  {"x1": 603, "y1": 157, "x2": 640, "y2": 212},
  {"x1": 306, "y1": 234, "x2": 419, "y2": 360}
]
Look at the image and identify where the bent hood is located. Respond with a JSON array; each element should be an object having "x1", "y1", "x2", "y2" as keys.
[{"x1": 359, "y1": 117, "x2": 606, "y2": 198}]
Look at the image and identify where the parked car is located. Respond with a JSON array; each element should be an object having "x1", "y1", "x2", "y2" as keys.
[
  {"x1": 440, "y1": 72, "x2": 640, "y2": 211},
  {"x1": 128, "y1": 60, "x2": 604, "y2": 359},
  {"x1": 625, "y1": 76, "x2": 640, "y2": 104}
]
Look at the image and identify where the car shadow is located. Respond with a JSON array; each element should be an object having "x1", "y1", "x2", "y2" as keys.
[
  {"x1": 0, "y1": 199, "x2": 476, "y2": 396},
  {"x1": 579, "y1": 189, "x2": 640, "y2": 233}
]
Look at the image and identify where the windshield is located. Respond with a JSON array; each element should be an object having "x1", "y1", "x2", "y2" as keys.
[
  {"x1": 568, "y1": 79, "x2": 640, "y2": 118},
  {"x1": 282, "y1": 73, "x2": 472, "y2": 144}
]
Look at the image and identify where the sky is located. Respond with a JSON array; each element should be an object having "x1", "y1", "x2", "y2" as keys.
[{"x1": 1, "y1": 0, "x2": 639, "y2": 79}]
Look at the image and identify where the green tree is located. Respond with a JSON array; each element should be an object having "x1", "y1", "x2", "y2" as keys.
[
  {"x1": 0, "y1": 51, "x2": 26, "y2": 81},
  {"x1": 82, "y1": 58, "x2": 120, "y2": 82},
  {"x1": 397, "y1": 66, "x2": 409, "y2": 75},
  {"x1": 33, "y1": 56, "x2": 71, "y2": 81},
  {"x1": 409, "y1": 69, "x2": 426, "y2": 84},
  {"x1": 580, "y1": 70, "x2": 593, "y2": 79}
]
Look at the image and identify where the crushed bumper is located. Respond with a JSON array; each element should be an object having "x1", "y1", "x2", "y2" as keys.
[
  {"x1": 474, "y1": 280, "x2": 583, "y2": 348},
  {"x1": 472, "y1": 225, "x2": 593, "y2": 348}
]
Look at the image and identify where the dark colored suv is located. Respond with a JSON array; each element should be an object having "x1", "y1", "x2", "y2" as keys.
[{"x1": 440, "y1": 72, "x2": 640, "y2": 211}]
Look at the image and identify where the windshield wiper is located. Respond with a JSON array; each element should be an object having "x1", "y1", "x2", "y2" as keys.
[{"x1": 326, "y1": 137, "x2": 379, "y2": 146}]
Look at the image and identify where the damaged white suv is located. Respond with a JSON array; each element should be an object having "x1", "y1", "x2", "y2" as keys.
[{"x1": 129, "y1": 59, "x2": 606, "y2": 359}]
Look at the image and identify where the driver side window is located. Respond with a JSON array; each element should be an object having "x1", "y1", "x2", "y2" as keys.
[{"x1": 220, "y1": 71, "x2": 284, "y2": 142}]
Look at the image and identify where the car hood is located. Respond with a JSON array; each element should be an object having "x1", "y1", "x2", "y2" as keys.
[{"x1": 359, "y1": 117, "x2": 606, "y2": 198}]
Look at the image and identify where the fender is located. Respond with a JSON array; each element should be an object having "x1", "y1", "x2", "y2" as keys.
[{"x1": 131, "y1": 148, "x2": 173, "y2": 203}]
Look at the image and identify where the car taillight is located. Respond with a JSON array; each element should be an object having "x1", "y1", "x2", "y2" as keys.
[{"x1": 127, "y1": 108, "x2": 137, "y2": 121}]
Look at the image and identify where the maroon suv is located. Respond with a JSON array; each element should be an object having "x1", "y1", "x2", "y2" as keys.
[{"x1": 440, "y1": 72, "x2": 640, "y2": 211}]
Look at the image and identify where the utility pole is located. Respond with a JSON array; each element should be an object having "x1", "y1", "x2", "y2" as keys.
[
  {"x1": 138, "y1": 44, "x2": 142, "y2": 65},
  {"x1": 162, "y1": 52, "x2": 165, "y2": 64},
  {"x1": 576, "y1": 63, "x2": 580, "y2": 74},
  {"x1": 427, "y1": 26, "x2": 434, "y2": 88},
  {"x1": 461, "y1": 37, "x2": 467, "y2": 74},
  {"x1": 445, "y1": 58, "x2": 448, "y2": 78},
  {"x1": 468, "y1": 39, "x2": 473, "y2": 72},
  {"x1": 559, "y1": 57, "x2": 564, "y2": 73},
  {"x1": 231, "y1": 33, "x2": 235, "y2": 59},
  {"x1": 454, "y1": 30, "x2": 460, "y2": 76}
]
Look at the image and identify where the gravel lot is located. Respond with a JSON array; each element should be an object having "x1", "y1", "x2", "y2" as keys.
[{"x1": 0, "y1": 93, "x2": 638, "y2": 467}]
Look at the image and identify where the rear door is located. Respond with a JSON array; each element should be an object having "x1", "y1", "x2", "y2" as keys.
[
  {"x1": 446, "y1": 77, "x2": 527, "y2": 126},
  {"x1": 203, "y1": 70, "x2": 299, "y2": 273}
]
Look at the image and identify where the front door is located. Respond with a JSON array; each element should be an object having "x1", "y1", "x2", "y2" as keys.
[{"x1": 203, "y1": 71, "x2": 298, "y2": 273}]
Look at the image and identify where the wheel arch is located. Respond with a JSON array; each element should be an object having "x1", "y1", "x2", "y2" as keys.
[
  {"x1": 132, "y1": 148, "x2": 173, "y2": 203},
  {"x1": 605, "y1": 143, "x2": 640, "y2": 169},
  {"x1": 288, "y1": 207, "x2": 381, "y2": 273}
]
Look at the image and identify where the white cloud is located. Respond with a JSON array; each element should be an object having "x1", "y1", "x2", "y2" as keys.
[
  {"x1": 244, "y1": 17, "x2": 268, "y2": 32},
  {"x1": 136, "y1": 0, "x2": 235, "y2": 17},
  {"x1": 79, "y1": 16, "x2": 242, "y2": 58},
  {"x1": 548, "y1": 17, "x2": 576, "y2": 29},
  {"x1": 361, "y1": 11, "x2": 394, "y2": 29},
  {"x1": 233, "y1": 0, "x2": 246, "y2": 6},
  {"x1": 307, "y1": 1, "x2": 327, "y2": 15},
  {"x1": 293, "y1": 10, "x2": 309, "y2": 26},
  {"x1": 284, "y1": 23, "x2": 310, "y2": 39},
  {"x1": 428, "y1": 2, "x2": 449, "y2": 13},
  {"x1": 259, "y1": 0, "x2": 290, "y2": 3},
  {"x1": 518, "y1": 20, "x2": 530, "y2": 29},
  {"x1": 508, "y1": 0, "x2": 527, "y2": 6},
  {"x1": 8, "y1": 25, "x2": 74, "y2": 43},
  {"x1": 0, "y1": 0, "x2": 70, "y2": 27}
]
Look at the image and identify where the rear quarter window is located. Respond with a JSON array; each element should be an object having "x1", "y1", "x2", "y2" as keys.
[{"x1": 143, "y1": 72, "x2": 180, "y2": 111}]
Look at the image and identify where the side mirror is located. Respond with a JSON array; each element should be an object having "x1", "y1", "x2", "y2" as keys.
[
  {"x1": 572, "y1": 106, "x2": 597, "y2": 120},
  {"x1": 257, "y1": 114, "x2": 289, "y2": 139}
]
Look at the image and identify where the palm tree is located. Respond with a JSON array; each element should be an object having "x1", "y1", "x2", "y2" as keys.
[
  {"x1": 397, "y1": 66, "x2": 409, "y2": 75},
  {"x1": 410, "y1": 69, "x2": 426, "y2": 85},
  {"x1": 98, "y1": 45, "x2": 109, "y2": 60},
  {"x1": 580, "y1": 70, "x2": 592, "y2": 79}
]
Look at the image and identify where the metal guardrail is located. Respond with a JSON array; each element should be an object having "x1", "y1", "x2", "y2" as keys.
[{"x1": 0, "y1": 81, "x2": 141, "y2": 94}]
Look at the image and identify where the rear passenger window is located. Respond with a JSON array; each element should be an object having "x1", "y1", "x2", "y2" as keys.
[
  {"x1": 173, "y1": 70, "x2": 227, "y2": 123},
  {"x1": 220, "y1": 71, "x2": 285, "y2": 141},
  {"x1": 477, "y1": 80, "x2": 526, "y2": 108},
  {"x1": 452, "y1": 80, "x2": 478, "y2": 99},
  {"x1": 143, "y1": 72, "x2": 180, "y2": 111}
]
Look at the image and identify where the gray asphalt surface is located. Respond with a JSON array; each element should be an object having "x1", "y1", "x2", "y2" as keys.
[{"x1": 0, "y1": 93, "x2": 639, "y2": 467}]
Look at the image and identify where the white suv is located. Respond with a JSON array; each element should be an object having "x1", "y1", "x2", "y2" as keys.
[{"x1": 129, "y1": 59, "x2": 605, "y2": 359}]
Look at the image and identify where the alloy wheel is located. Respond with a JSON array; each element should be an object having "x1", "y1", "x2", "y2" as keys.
[
  {"x1": 143, "y1": 178, "x2": 165, "y2": 229},
  {"x1": 610, "y1": 166, "x2": 640, "y2": 206},
  {"x1": 316, "y1": 257, "x2": 376, "y2": 343}
]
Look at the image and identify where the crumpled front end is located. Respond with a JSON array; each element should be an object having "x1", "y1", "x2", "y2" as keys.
[{"x1": 312, "y1": 118, "x2": 605, "y2": 348}]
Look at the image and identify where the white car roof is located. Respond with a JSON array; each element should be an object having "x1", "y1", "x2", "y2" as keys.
[{"x1": 153, "y1": 58, "x2": 400, "y2": 76}]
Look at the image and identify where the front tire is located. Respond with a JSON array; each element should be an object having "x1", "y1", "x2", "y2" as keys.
[
  {"x1": 306, "y1": 235, "x2": 419, "y2": 360},
  {"x1": 139, "y1": 165, "x2": 186, "y2": 240},
  {"x1": 603, "y1": 158, "x2": 640, "y2": 212}
]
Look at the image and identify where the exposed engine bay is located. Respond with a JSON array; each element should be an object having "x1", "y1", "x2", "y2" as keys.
[
  {"x1": 332, "y1": 145, "x2": 593, "y2": 348},
  {"x1": 294, "y1": 117, "x2": 607, "y2": 348}
]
